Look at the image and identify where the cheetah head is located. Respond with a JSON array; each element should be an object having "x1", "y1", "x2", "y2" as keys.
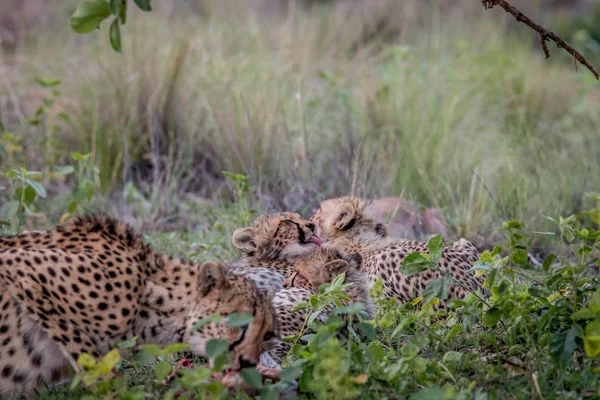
[
  {"x1": 232, "y1": 212, "x2": 321, "y2": 262},
  {"x1": 310, "y1": 196, "x2": 388, "y2": 243},
  {"x1": 283, "y1": 247, "x2": 360, "y2": 292},
  {"x1": 142, "y1": 261, "x2": 277, "y2": 372}
]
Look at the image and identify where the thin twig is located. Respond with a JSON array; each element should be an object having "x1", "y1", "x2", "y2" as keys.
[{"x1": 482, "y1": 0, "x2": 599, "y2": 80}]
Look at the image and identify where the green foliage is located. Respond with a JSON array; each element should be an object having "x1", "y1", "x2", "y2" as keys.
[
  {"x1": 59, "y1": 151, "x2": 101, "y2": 222},
  {"x1": 0, "y1": 168, "x2": 47, "y2": 232},
  {"x1": 71, "y1": 0, "x2": 152, "y2": 52}
]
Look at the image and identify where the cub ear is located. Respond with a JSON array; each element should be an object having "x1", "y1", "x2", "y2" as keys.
[
  {"x1": 334, "y1": 203, "x2": 357, "y2": 231},
  {"x1": 323, "y1": 260, "x2": 349, "y2": 280},
  {"x1": 375, "y1": 223, "x2": 389, "y2": 237},
  {"x1": 198, "y1": 261, "x2": 229, "y2": 296},
  {"x1": 232, "y1": 227, "x2": 257, "y2": 253}
]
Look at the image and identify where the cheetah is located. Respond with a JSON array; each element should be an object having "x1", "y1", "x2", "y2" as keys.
[
  {"x1": 264, "y1": 248, "x2": 374, "y2": 363},
  {"x1": 310, "y1": 196, "x2": 484, "y2": 304},
  {"x1": 0, "y1": 216, "x2": 277, "y2": 398},
  {"x1": 284, "y1": 247, "x2": 375, "y2": 319},
  {"x1": 226, "y1": 212, "x2": 322, "y2": 292}
]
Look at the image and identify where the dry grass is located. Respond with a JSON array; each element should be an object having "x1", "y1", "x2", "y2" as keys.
[{"x1": 0, "y1": 0, "x2": 599, "y2": 246}]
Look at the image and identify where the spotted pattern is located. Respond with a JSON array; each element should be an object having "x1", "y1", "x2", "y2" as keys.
[
  {"x1": 310, "y1": 197, "x2": 485, "y2": 306},
  {"x1": 0, "y1": 215, "x2": 276, "y2": 398}
]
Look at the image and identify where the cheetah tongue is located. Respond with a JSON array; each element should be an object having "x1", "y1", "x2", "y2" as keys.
[{"x1": 307, "y1": 236, "x2": 322, "y2": 246}]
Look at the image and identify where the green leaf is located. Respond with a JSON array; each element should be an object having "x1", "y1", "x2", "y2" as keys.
[
  {"x1": 163, "y1": 343, "x2": 190, "y2": 355},
  {"x1": 15, "y1": 185, "x2": 36, "y2": 206},
  {"x1": 77, "y1": 353, "x2": 97, "y2": 369},
  {"x1": 133, "y1": 0, "x2": 152, "y2": 11},
  {"x1": 590, "y1": 290, "x2": 600, "y2": 312},
  {"x1": 572, "y1": 308, "x2": 596, "y2": 320},
  {"x1": 241, "y1": 368, "x2": 263, "y2": 389},
  {"x1": 512, "y1": 249, "x2": 529, "y2": 266},
  {"x1": 483, "y1": 307, "x2": 502, "y2": 327},
  {"x1": 54, "y1": 165, "x2": 75, "y2": 175},
  {"x1": 446, "y1": 299, "x2": 466, "y2": 309},
  {"x1": 550, "y1": 327, "x2": 578, "y2": 369},
  {"x1": 154, "y1": 360, "x2": 172, "y2": 380},
  {"x1": 139, "y1": 344, "x2": 162, "y2": 357},
  {"x1": 409, "y1": 387, "x2": 445, "y2": 400},
  {"x1": 224, "y1": 312, "x2": 254, "y2": 327},
  {"x1": 192, "y1": 317, "x2": 213, "y2": 331},
  {"x1": 70, "y1": 0, "x2": 112, "y2": 34},
  {"x1": 279, "y1": 365, "x2": 302, "y2": 382},
  {"x1": 109, "y1": 18, "x2": 122, "y2": 52},
  {"x1": 399, "y1": 252, "x2": 435, "y2": 277},
  {"x1": 503, "y1": 220, "x2": 525, "y2": 230},
  {"x1": 0, "y1": 201, "x2": 20, "y2": 220},
  {"x1": 427, "y1": 234, "x2": 443, "y2": 261},
  {"x1": 356, "y1": 322, "x2": 376, "y2": 340},
  {"x1": 334, "y1": 303, "x2": 365, "y2": 315},
  {"x1": 422, "y1": 278, "x2": 443, "y2": 304},
  {"x1": 401, "y1": 342, "x2": 419, "y2": 358},
  {"x1": 101, "y1": 349, "x2": 121, "y2": 371},
  {"x1": 584, "y1": 320, "x2": 600, "y2": 358},
  {"x1": 117, "y1": 336, "x2": 138, "y2": 349},
  {"x1": 444, "y1": 325, "x2": 462, "y2": 342},
  {"x1": 26, "y1": 180, "x2": 46, "y2": 198},
  {"x1": 205, "y1": 339, "x2": 229, "y2": 358},
  {"x1": 442, "y1": 351, "x2": 463, "y2": 364},
  {"x1": 34, "y1": 77, "x2": 61, "y2": 88}
]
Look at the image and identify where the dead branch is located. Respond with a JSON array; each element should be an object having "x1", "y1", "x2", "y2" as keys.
[{"x1": 482, "y1": 0, "x2": 599, "y2": 80}]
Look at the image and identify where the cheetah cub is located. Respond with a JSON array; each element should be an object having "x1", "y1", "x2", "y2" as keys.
[
  {"x1": 284, "y1": 247, "x2": 375, "y2": 319},
  {"x1": 226, "y1": 212, "x2": 321, "y2": 293},
  {"x1": 264, "y1": 248, "x2": 374, "y2": 363},
  {"x1": 310, "y1": 196, "x2": 484, "y2": 304},
  {"x1": 0, "y1": 216, "x2": 277, "y2": 398}
]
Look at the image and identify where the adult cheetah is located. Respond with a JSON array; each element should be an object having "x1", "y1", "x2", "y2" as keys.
[
  {"x1": 0, "y1": 215, "x2": 277, "y2": 398},
  {"x1": 310, "y1": 196, "x2": 484, "y2": 304}
]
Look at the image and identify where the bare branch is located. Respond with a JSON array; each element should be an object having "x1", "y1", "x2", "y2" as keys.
[{"x1": 482, "y1": 0, "x2": 599, "y2": 80}]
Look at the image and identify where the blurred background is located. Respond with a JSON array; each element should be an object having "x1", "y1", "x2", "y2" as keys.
[{"x1": 1, "y1": 0, "x2": 599, "y2": 251}]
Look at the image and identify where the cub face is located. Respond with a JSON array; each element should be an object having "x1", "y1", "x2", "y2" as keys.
[
  {"x1": 232, "y1": 212, "x2": 321, "y2": 261},
  {"x1": 283, "y1": 247, "x2": 354, "y2": 292},
  {"x1": 310, "y1": 197, "x2": 388, "y2": 242}
]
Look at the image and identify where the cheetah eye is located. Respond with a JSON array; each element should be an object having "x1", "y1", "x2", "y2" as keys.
[{"x1": 263, "y1": 331, "x2": 276, "y2": 341}]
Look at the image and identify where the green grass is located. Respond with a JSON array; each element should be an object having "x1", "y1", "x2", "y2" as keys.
[
  {"x1": 2, "y1": 1, "x2": 600, "y2": 398},
  {"x1": 1, "y1": 0, "x2": 599, "y2": 247}
]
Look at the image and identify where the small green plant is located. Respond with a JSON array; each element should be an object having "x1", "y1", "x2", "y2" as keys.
[
  {"x1": 59, "y1": 152, "x2": 101, "y2": 222},
  {"x1": 0, "y1": 168, "x2": 47, "y2": 232}
]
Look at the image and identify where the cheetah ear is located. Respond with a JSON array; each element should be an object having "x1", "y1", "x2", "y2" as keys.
[
  {"x1": 198, "y1": 261, "x2": 229, "y2": 296},
  {"x1": 323, "y1": 260, "x2": 349, "y2": 280},
  {"x1": 232, "y1": 227, "x2": 257, "y2": 253},
  {"x1": 375, "y1": 223, "x2": 389, "y2": 237},
  {"x1": 334, "y1": 203, "x2": 357, "y2": 231}
]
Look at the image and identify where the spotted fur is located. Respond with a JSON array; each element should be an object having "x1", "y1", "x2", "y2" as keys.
[
  {"x1": 284, "y1": 247, "x2": 375, "y2": 318},
  {"x1": 310, "y1": 197, "x2": 484, "y2": 305},
  {"x1": 0, "y1": 216, "x2": 277, "y2": 398},
  {"x1": 228, "y1": 212, "x2": 321, "y2": 281}
]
